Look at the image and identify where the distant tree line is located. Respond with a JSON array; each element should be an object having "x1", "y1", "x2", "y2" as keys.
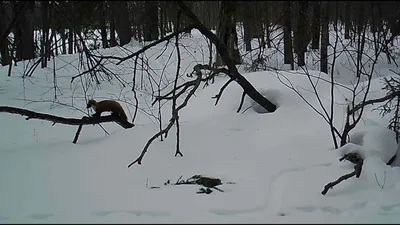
[{"x1": 1, "y1": 1, "x2": 400, "y2": 72}]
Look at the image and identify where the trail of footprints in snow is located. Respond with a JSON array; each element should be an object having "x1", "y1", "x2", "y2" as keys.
[
  {"x1": 92, "y1": 210, "x2": 170, "y2": 217},
  {"x1": 20, "y1": 202, "x2": 398, "y2": 221},
  {"x1": 1, "y1": 203, "x2": 397, "y2": 222},
  {"x1": 3, "y1": 163, "x2": 398, "y2": 221},
  {"x1": 0, "y1": 210, "x2": 171, "y2": 223},
  {"x1": 0, "y1": 213, "x2": 54, "y2": 222},
  {"x1": 295, "y1": 202, "x2": 400, "y2": 215},
  {"x1": 30, "y1": 213, "x2": 53, "y2": 220},
  {"x1": 295, "y1": 200, "x2": 369, "y2": 214},
  {"x1": 208, "y1": 163, "x2": 399, "y2": 217},
  {"x1": 379, "y1": 204, "x2": 400, "y2": 215},
  {"x1": 208, "y1": 163, "x2": 333, "y2": 216}
]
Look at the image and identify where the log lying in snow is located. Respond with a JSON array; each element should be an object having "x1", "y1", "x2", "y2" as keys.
[{"x1": 0, "y1": 106, "x2": 134, "y2": 144}]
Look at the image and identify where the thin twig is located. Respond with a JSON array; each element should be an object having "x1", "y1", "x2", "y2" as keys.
[
  {"x1": 322, "y1": 160, "x2": 363, "y2": 195},
  {"x1": 212, "y1": 78, "x2": 234, "y2": 106},
  {"x1": 237, "y1": 91, "x2": 246, "y2": 113}
]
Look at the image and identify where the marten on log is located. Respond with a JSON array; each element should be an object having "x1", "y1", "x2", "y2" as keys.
[{"x1": 86, "y1": 99, "x2": 134, "y2": 128}]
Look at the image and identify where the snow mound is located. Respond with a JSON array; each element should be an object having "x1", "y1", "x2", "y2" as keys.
[
  {"x1": 344, "y1": 122, "x2": 397, "y2": 163},
  {"x1": 362, "y1": 155, "x2": 396, "y2": 188},
  {"x1": 338, "y1": 121, "x2": 398, "y2": 187}
]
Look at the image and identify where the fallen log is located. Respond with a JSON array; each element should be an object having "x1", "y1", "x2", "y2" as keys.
[{"x1": 0, "y1": 106, "x2": 134, "y2": 144}]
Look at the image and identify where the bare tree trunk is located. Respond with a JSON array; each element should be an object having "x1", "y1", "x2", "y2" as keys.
[
  {"x1": 355, "y1": 2, "x2": 366, "y2": 78},
  {"x1": 41, "y1": 1, "x2": 49, "y2": 67},
  {"x1": 46, "y1": 2, "x2": 52, "y2": 61},
  {"x1": 294, "y1": 1, "x2": 309, "y2": 67},
  {"x1": 54, "y1": 30, "x2": 58, "y2": 56},
  {"x1": 0, "y1": 1, "x2": 11, "y2": 66},
  {"x1": 251, "y1": 1, "x2": 265, "y2": 46},
  {"x1": 68, "y1": 27, "x2": 73, "y2": 54},
  {"x1": 215, "y1": 1, "x2": 241, "y2": 66},
  {"x1": 283, "y1": 1, "x2": 293, "y2": 69},
  {"x1": 181, "y1": 1, "x2": 193, "y2": 34},
  {"x1": 168, "y1": 5, "x2": 174, "y2": 33},
  {"x1": 100, "y1": 2, "x2": 108, "y2": 49},
  {"x1": 130, "y1": 2, "x2": 137, "y2": 40},
  {"x1": 209, "y1": 1, "x2": 215, "y2": 30},
  {"x1": 21, "y1": 1, "x2": 35, "y2": 60},
  {"x1": 114, "y1": 1, "x2": 132, "y2": 46},
  {"x1": 164, "y1": 2, "x2": 170, "y2": 32},
  {"x1": 263, "y1": 1, "x2": 271, "y2": 48},
  {"x1": 159, "y1": 1, "x2": 165, "y2": 38},
  {"x1": 243, "y1": 2, "x2": 254, "y2": 52},
  {"x1": 370, "y1": 2, "x2": 377, "y2": 34},
  {"x1": 109, "y1": 1, "x2": 117, "y2": 47},
  {"x1": 344, "y1": 2, "x2": 351, "y2": 39},
  {"x1": 311, "y1": 1, "x2": 321, "y2": 50},
  {"x1": 320, "y1": 1, "x2": 329, "y2": 73},
  {"x1": 143, "y1": 1, "x2": 159, "y2": 41},
  {"x1": 67, "y1": 2, "x2": 74, "y2": 54},
  {"x1": 176, "y1": 1, "x2": 277, "y2": 113},
  {"x1": 10, "y1": 1, "x2": 34, "y2": 61},
  {"x1": 61, "y1": 29, "x2": 66, "y2": 54},
  {"x1": 14, "y1": 2, "x2": 22, "y2": 61},
  {"x1": 0, "y1": 38, "x2": 10, "y2": 66},
  {"x1": 243, "y1": 22, "x2": 252, "y2": 52},
  {"x1": 164, "y1": 2, "x2": 170, "y2": 33}
]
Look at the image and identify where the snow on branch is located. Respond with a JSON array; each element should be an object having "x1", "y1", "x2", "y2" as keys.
[{"x1": 322, "y1": 124, "x2": 397, "y2": 195}]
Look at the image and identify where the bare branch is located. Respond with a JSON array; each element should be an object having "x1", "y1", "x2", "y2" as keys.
[
  {"x1": 322, "y1": 170, "x2": 356, "y2": 195},
  {"x1": 188, "y1": 64, "x2": 230, "y2": 78},
  {"x1": 237, "y1": 91, "x2": 246, "y2": 113},
  {"x1": 212, "y1": 78, "x2": 234, "y2": 106},
  {"x1": 175, "y1": 1, "x2": 277, "y2": 113},
  {"x1": 152, "y1": 64, "x2": 230, "y2": 105},
  {"x1": 0, "y1": 2, "x2": 29, "y2": 48},
  {"x1": 172, "y1": 10, "x2": 183, "y2": 158},
  {"x1": 127, "y1": 120, "x2": 176, "y2": 167},
  {"x1": 70, "y1": 57, "x2": 104, "y2": 83},
  {"x1": 0, "y1": 106, "x2": 134, "y2": 128},
  {"x1": 128, "y1": 72, "x2": 203, "y2": 167},
  {"x1": 92, "y1": 25, "x2": 196, "y2": 65},
  {"x1": 349, "y1": 90, "x2": 400, "y2": 115},
  {"x1": 0, "y1": 106, "x2": 134, "y2": 144},
  {"x1": 321, "y1": 160, "x2": 363, "y2": 195},
  {"x1": 73, "y1": 121, "x2": 84, "y2": 144}
]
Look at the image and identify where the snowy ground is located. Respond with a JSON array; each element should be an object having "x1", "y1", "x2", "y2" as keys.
[{"x1": 0, "y1": 28, "x2": 400, "y2": 223}]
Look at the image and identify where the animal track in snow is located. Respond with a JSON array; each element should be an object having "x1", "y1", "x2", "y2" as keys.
[
  {"x1": 294, "y1": 206, "x2": 317, "y2": 212},
  {"x1": 92, "y1": 210, "x2": 170, "y2": 217},
  {"x1": 380, "y1": 204, "x2": 400, "y2": 214},
  {"x1": 30, "y1": 213, "x2": 53, "y2": 220},
  {"x1": 294, "y1": 205, "x2": 342, "y2": 215},
  {"x1": 294, "y1": 201, "x2": 369, "y2": 215},
  {"x1": 209, "y1": 163, "x2": 333, "y2": 216}
]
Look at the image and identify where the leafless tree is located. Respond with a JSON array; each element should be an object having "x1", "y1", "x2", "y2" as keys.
[{"x1": 283, "y1": 1, "x2": 293, "y2": 69}]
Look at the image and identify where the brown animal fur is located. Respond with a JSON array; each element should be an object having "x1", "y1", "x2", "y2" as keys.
[{"x1": 86, "y1": 99, "x2": 128, "y2": 122}]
